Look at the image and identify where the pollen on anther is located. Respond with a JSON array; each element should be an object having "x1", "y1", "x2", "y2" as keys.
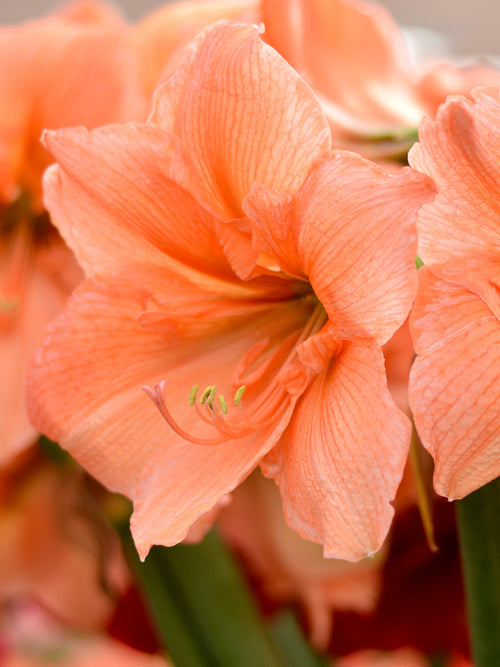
[
  {"x1": 207, "y1": 385, "x2": 217, "y2": 407},
  {"x1": 219, "y1": 394, "x2": 228, "y2": 414},
  {"x1": 200, "y1": 385, "x2": 213, "y2": 404},
  {"x1": 234, "y1": 385, "x2": 246, "y2": 406},
  {"x1": 189, "y1": 385, "x2": 199, "y2": 406}
]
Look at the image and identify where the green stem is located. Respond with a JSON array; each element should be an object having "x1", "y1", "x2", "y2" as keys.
[
  {"x1": 119, "y1": 525, "x2": 285, "y2": 667},
  {"x1": 456, "y1": 476, "x2": 500, "y2": 666},
  {"x1": 270, "y1": 610, "x2": 329, "y2": 667}
]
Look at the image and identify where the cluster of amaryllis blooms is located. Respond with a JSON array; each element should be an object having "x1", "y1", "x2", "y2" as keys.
[{"x1": 1, "y1": 0, "x2": 499, "y2": 664}]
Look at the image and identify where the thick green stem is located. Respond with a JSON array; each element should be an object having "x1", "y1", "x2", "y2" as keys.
[
  {"x1": 119, "y1": 525, "x2": 285, "y2": 667},
  {"x1": 456, "y1": 476, "x2": 500, "y2": 666},
  {"x1": 270, "y1": 610, "x2": 329, "y2": 667}
]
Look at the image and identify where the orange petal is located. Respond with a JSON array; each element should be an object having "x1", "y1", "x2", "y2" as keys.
[
  {"x1": 0, "y1": 6, "x2": 144, "y2": 206},
  {"x1": 26, "y1": 279, "x2": 175, "y2": 495},
  {"x1": 382, "y1": 318, "x2": 414, "y2": 414},
  {"x1": 410, "y1": 267, "x2": 500, "y2": 499},
  {"x1": 0, "y1": 458, "x2": 128, "y2": 632},
  {"x1": 26, "y1": 275, "x2": 307, "y2": 497},
  {"x1": 133, "y1": 0, "x2": 258, "y2": 97},
  {"x1": 0, "y1": 240, "x2": 82, "y2": 463},
  {"x1": 261, "y1": 339, "x2": 410, "y2": 561},
  {"x1": 417, "y1": 62, "x2": 500, "y2": 117},
  {"x1": 410, "y1": 87, "x2": 500, "y2": 266},
  {"x1": 149, "y1": 21, "x2": 331, "y2": 219},
  {"x1": 131, "y1": 413, "x2": 292, "y2": 559},
  {"x1": 262, "y1": 0, "x2": 423, "y2": 136},
  {"x1": 246, "y1": 152, "x2": 434, "y2": 343},
  {"x1": 42, "y1": 125, "x2": 235, "y2": 282},
  {"x1": 56, "y1": 0, "x2": 126, "y2": 24}
]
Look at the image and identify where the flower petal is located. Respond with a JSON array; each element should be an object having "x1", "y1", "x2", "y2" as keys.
[
  {"x1": 261, "y1": 339, "x2": 410, "y2": 561},
  {"x1": 149, "y1": 21, "x2": 331, "y2": 218},
  {"x1": 416, "y1": 62, "x2": 500, "y2": 117},
  {"x1": 0, "y1": 457, "x2": 128, "y2": 631},
  {"x1": 409, "y1": 87, "x2": 500, "y2": 265},
  {"x1": 261, "y1": 0, "x2": 423, "y2": 136},
  {"x1": 410, "y1": 267, "x2": 500, "y2": 499},
  {"x1": 26, "y1": 279, "x2": 174, "y2": 495},
  {"x1": 42, "y1": 124, "x2": 235, "y2": 282},
  {"x1": 0, "y1": 239, "x2": 82, "y2": 463},
  {"x1": 133, "y1": 0, "x2": 258, "y2": 97},
  {"x1": 130, "y1": 412, "x2": 291, "y2": 559},
  {"x1": 26, "y1": 275, "x2": 309, "y2": 496},
  {"x1": 246, "y1": 152, "x2": 434, "y2": 343},
  {"x1": 0, "y1": 6, "x2": 144, "y2": 205}
]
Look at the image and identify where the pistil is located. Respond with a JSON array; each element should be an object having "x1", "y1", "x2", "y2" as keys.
[{"x1": 144, "y1": 301, "x2": 328, "y2": 447}]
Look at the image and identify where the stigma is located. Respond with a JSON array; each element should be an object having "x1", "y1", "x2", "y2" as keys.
[{"x1": 143, "y1": 381, "x2": 252, "y2": 447}]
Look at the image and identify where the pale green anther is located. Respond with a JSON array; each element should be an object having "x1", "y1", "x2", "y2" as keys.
[
  {"x1": 189, "y1": 385, "x2": 199, "y2": 406},
  {"x1": 219, "y1": 394, "x2": 228, "y2": 414},
  {"x1": 234, "y1": 385, "x2": 246, "y2": 406},
  {"x1": 207, "y1": 385, "x2": 217, "y2": 407},
  {"x1": 200, "y1": 385, "x2": 213, "y2": 404}
]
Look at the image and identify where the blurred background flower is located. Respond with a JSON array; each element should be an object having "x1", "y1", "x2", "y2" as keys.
[{"x1": 5, "y1": 0, "x2": 500, "y2": 57}]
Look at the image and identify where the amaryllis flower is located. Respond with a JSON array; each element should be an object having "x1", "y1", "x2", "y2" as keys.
[
  {"x1": 27, "y1": 22, "x2": 432, "y2": 561},
  {"x1": 133, "y1": 0, "x2": 499, "y2": 158},
  {"x1": 0, "y1": 1, "x2": 145, "y2": 462},
  {"x1": 0, "y1": 449, "x2": 129, "y2": 631},
  {"x1": 409, "y1": 86, "x2": 500, "y2": 499}
]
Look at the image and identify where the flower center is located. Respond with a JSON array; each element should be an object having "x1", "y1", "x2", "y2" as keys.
[{"x1": 144, "y1": 302, "x2": 328, "y2": 446}]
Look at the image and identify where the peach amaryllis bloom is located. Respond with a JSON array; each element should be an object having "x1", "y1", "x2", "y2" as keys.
[
  {"x1": 134, "y1": 0, "x2": 422, "y2": 147},
  {"x1": 0, "y1": 449, "x2": 129, "y2": 632},
  {"x1": 134, "y1": 0, "x2": 499, "y2": 159},
  {"x1": 260, "y1": 0, "x2": 500, "y2": 157},
  {"x1": 0, "y1": 1, "x2": 145, "y2": 462},
  {"x1": 409, "y1": 86, "x2": 500, "y2": 499},
  {"x1": 27, "y1": 22, "x2": 433, "y2": 561}
]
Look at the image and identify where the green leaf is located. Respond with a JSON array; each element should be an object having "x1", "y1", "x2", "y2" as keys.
[
  {"x1": 119, "y1": 525, "x2": 285, "y2": 667},
  {"x1": 270, "y1": 610, "x2": 329, "y2": 667},
  {"x1": 457, "y1": 476, "x2": 500, "y2": 667}
]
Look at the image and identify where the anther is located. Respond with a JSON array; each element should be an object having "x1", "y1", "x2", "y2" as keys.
[
  {"x1": 234, "y1": 385, "x2": 246, "y2": 406},
  {"x1": 189, "y1": 385, "x2": 199, "y2": 406},
  {"x1": 219, "y1": 394, "x2": 228, "y2": 414},
  {"x1": 200, "y1": 385, "x2": 214, "y2": 404},
  {"x1": 207, "y1": 385, "x2": 217, "y2": 407}
]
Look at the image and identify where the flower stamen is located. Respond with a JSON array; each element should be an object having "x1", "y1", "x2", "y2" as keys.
[
  {"x1": 145, "y1": 305, "x2": 327, "y2": 447},
  {"x1": 200, "y1": 384, "x2": 216, "y2": 405},
  {"x1": 143, "y1": 382, "x2": 233, "y2": 446},
  {"x1": 189, "y1": 384, "x2": 199, "y2": 406},
  {"x1": 219, "y1": 394, "x2": 228, "y2": 414},
  {"x1": 234, "y1": 385, "x2": 246, "y2": 406}
]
